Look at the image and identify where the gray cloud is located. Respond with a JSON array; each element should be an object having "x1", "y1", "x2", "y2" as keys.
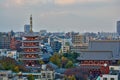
[{"x1": 0, "y1": 0, "x2": 120, "y2": 32}]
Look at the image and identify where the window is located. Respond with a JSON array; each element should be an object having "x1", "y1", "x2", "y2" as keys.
[
  {"x1": 103, "y1": 78, "x2": 107, "y2": 80},
  {"x1": 47, "y1": 73, "x2": 51, "y2": 78},
  {"x1": 42, "y1": 73, "x2": 46, "y2": 78},
  {"x1": 111, "y1": 78, "x2": 114, "y2": 80}
]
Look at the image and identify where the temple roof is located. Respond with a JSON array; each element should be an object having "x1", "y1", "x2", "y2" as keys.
[{"x1": 77, "y1": 50, "x2": 114, "y2": 60}]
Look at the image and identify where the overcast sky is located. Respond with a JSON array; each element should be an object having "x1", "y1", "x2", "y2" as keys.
[{"x1": 0, "y1": 0, "x2": 120, "y2": 32}]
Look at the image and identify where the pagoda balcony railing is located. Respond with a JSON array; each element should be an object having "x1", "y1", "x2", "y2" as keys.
[
  {"x1": 21, "y1": 46, "x2": 40, "y2": 48},
  {"x1": 19, "y1": 52, "x2": 42, "y2": 55},
  {"x1": 22, "y1": 40, "x2": 40, "y2": 42},
  {"x1": 23, "y1": 45, "x2": 39, "y2": 47},
  {"x1": 23, "y1": 51, "x2": 40, "y2": 53},
  {"x1": 19, "y1": 58, "x2": 41, "y2": 60},
  {"x1": 25, "y1": 65, "x2": 41, "y2": 68},
  {"x1": 21, "y1": 56, "x2": 40, "y2": 58}
]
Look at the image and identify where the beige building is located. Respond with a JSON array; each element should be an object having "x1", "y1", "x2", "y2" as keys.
[
  {"x1": 100, "y1": 74, "x2": 118, "y2": 80},
  {"x1": 62, "y1": 46, "x2": 70, "y2": 53},
  {"x1": 72, "y1": 34, "x2": 85, "y2": 46},
  {"x1": 70, "y1": 44, "x2": 88, "y2": 53},
  {"x1": 40, "y1": 70, "x2": 54, "y2": 80}
]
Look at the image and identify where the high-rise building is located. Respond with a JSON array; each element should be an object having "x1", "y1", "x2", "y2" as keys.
[
  {"x1": 24, "y1": 25, "x2": 30, "y2": 33},
  {"x1": 117, "y1": 21, "x2": 120, "y2": 35}
]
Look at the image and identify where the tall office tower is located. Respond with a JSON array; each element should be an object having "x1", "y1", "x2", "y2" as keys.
[
  {"x1": 19, "y1": 15, "x2": 42, "y2": 72},
  {"x1": 24, "y1": 25, "x2": 30, "y2": 33},
  {"x1": 117, "y1": 21, "x2": 120, "y2": 35}
]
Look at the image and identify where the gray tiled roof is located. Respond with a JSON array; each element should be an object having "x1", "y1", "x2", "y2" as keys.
[{"x1": 77, "y1": 51, "x2": 113, "y2": 60}]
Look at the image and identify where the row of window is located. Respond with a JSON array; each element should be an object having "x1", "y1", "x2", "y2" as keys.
[{"x1": 103, "y1": 78, "x2": 115, "y2": 80}]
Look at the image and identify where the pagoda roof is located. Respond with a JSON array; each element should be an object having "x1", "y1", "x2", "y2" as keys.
[{"x1": 23, "y1": 32, "x2": 39, "y2": 37}]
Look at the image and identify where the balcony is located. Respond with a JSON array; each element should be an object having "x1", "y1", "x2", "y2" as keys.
[
  {"x1": 19, "y1": 58, "x2": 41, "y2": 60},
  {"x1": 21, "y1": 46, "x2": 39, "y2": 48},
  {"x1": 25, "y1": 65, "x2": 41, "y2": 68},
  {"x1": 23, "y1": 43, "x2": 39, "y2": 47},
  {"x1": 22, "y1": 40, "x2": 40, "y2": 42},
  {"x1": 23, "y1": 50, "x2": 40, "y2": 53},
  {"x1": 19, "y1": 52, "x2": 42, "y2": 55}
]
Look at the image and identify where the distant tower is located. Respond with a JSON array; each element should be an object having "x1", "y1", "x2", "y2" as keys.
[
  {"x1": 117, "y1": 21, "x2": 120, "y2": 35},
  {"x1": 30, "y1": 15, "x2": 33, "y2": 32}
]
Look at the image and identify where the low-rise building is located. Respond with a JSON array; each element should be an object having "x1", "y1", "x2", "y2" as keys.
[
  {"x1": 41, "y1": 70, "x2": 54, "y2": 80},
  {"x1": 0, "y1": 49, "x2": 18, "y2": 60},
  {"x1": 98, "y1": 74, "x2": 118, "y2": 80},
  {"x1": 0, "y1": 49, "x2": 7, "y2": 56}
]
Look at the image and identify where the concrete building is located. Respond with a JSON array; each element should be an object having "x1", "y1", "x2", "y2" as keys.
[
  {"x1": 61, "y1": 39, "x2": 71, "y2": 53},
  {"x1": 70, "y1": 44, "x2": 88, "y2": 53},
  {"x1": 98, "y1": 32, "x2": 119, "y2": 40},
  {"x1": 0, "y1": 33, "x2": 11, "y2": 49},
  {"x1": 71, "y1": 34, "x2": 88, "y2": 53},
  {"x1": 50, "y1": 40, "x2": 62, "y2": 53},
  {"x1": 41, "y1": 71, "x2": 54, "y2": 80},
  {"x1": 7, "y1": 50, "x2": 18, "y2": 60},
  {"x1": 24, "y1": 25, "x2": 30, "y2": 33},
  {"x1": 117, "y1": 21, "x2": 120, "y2": 35},
  {"x1": 0, "y1": 49, "x2": 18, "y2": 60},
  {"x1": 62, "y1": 46, "x2": 70, "y2": 53},
  {"x1": 0, "y1": 70, "x2": 28, "y2": 80},
  {"x1": 99, "y1": 74, "x2": 118, "y2": 80},
  {"x1": 72, "y1": 34, "x2": 85, "y2": 46},
  {"x1": 40, "y1": 30, "x2": 47, "y2": 36},
  {"x1": 0, "y1": 70, "x2": 15, "y2": 80},
  {"x1": 0, "y1": 49, "x2": 7, "y2": 56}
]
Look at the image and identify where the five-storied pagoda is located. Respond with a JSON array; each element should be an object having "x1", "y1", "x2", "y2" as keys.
[{"x1": 19, "y1": 15, "x2": 42, "y2": 72}]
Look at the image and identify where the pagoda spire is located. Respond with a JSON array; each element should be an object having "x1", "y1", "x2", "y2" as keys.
[{"x1": 30, "y1": 15, "x2": 33, "y2": 32}]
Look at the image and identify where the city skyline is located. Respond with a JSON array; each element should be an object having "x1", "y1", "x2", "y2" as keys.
[{"x1": 0, "y1": 0, "x2": 120, "y2": 32}]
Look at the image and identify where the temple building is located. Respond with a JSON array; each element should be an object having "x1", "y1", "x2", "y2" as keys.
[
  {"x1": 77, "y1": 40, "x2": 120, "y2": 75},
  {"x1": 19, "y1": 15, "x2": 42, "y2": 72}
]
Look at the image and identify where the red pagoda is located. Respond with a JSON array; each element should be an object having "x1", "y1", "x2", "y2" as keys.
[{"x1": 19, "y1": 15, "x2": 41, "y2": 71}]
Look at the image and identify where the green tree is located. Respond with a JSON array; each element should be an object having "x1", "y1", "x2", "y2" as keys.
[
  {"x1": 27, "y1": 74, "x2": 34, "y2": 80},
  {"x1": 65, "y1": 42, "x2": 70, "y2": 46},
  {"x1": 13, "y1": 66, "x2": 19, "y2": 72},
  {"x1": 39, "y1": 60, "x2": 44, "y2": 65},
  {"x1": 65, "y1": 61, "x2": 73, "y2": 68},
  {"x1": 117, "y1": 60, "x2": 120, "y2": 65},
  {"x1": 61, "y1": 56, "x2": 68, "y2": 68},
  {"x1": 71, "y1": 75, "x2": 76, "y2": 80},
  {"x1": 50, "y1": 53, "x2": 61, "y2": 67}
]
